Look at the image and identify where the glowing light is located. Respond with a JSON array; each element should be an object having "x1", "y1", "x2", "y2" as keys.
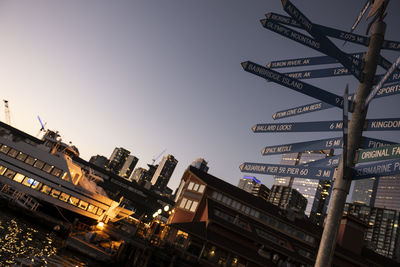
[
  {"x1": 164, "y1": 205, "x2": 170, "y2": 212},
  {"x1": 96, "y1": 222, "x2": 104, "y2": 230}
]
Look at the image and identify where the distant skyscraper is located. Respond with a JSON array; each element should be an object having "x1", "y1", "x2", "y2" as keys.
[
  {"x1": 131, "y1": 167, "x2": 147, "y2": 183},
  {"x1": 89, "y1": 155, "x2": 108, "y2": 169},
  {"x1": 190, "y1": 158, "x2": 209, "y2": 173},
  {"x1": 119, "y1": 155, "x2": 138, "y2": 179},
  {"x1": 274, "y1": 151, "x2": 333, "y2": 223},
  {"x1": 151, "y1": 154, "x2": 178, "y2": 192},
  {"x1": 344, "y1": 202, "x2": 400, "y2": 261},
  {"x1": 268, "y1": 185, "x2": 307, "y2": 214},
  {"x1": 108, "y1": 147, "x2": 130, "y2": 174}
]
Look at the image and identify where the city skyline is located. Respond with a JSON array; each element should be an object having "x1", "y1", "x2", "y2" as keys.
[{"x1": 1, "y1": 0, "x2": 400, "y2": 192}]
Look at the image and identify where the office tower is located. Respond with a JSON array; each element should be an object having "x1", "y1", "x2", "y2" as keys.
[
  {"x1": 119, "y1": 155, "x2": 138, "y2": 179},
  {"x1": 238, "y1": 176, "x2": 270, "y2": 201},
  {"x1": 89, "y1": 155, "x2": 108, "y2": 169},
  {"x1": 131, "y1": 167, "x2": 147, "y2": 183},
  {"x1": 344, "y1": 202, "x2": 400, "y2": 261},
  {"x1": 107, "y1": 147, "x2": 130, "y2": 174},
  {"x1": 151, "y1": 154, "x2": 178, "y2": 192},
  {"x1": 352, "y1": 174, "x2": 400, "y2": 211},
  {"x1": 274, "y1": 151, "x2": 333, "y2": 224},
  {"x1": 191, "y1": 158, "x2": 209, "y2": 173},
  {"x1": 268, "y1": 185, "x2": 307, "y2": 214}
]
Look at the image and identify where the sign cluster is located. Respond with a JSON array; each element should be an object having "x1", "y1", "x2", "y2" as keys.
[{"x1": 240, "y1": 0, "x2": 400, "y2": 181}]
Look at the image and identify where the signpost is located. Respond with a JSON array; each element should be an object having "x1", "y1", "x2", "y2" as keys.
[
  {"x1": 357, "y1": 143, "x2": 400, "y2": 163},
  {"x1": 241, "y1": 61, "x2": 345, "y2": 108},
  {"x1": 282, "y1": 67, "x2": 350, "y2": 80},
  {"x1": 304, "y1": 155, "x2": 341, "y2": 168},
  {"x1": 239, "y1": 162, "x2": 334, "y2": 180},
  {"x1": 354, "y1": 158, "x2": 400, "y2": 179}
]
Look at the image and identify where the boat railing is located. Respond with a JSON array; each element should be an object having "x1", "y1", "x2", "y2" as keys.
[{"x1": 0, "y1": 184, "x2": 40, "y2": 211}]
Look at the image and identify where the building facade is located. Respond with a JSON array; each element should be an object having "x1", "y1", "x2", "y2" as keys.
[
  {"x1": 151, "y1": 154, "x2": 178, "y2": 192},
  {"x1": 89, "y1": 154, "x2": 108, "y2": 169},
  {"x1": 107, "y1": 147, "x2": 130, "y2": 174},
  {"x1": 118, "y1": 155, "x2": 138, "y2": 180},
  {"x1": 238, "y1": 176, "x2": 270, "y2": 201},
  {"x1": 190, "y1": 158, "x2": 209, "y2": 173},
  {"x1": 268, "y1": 185, "x2": 307, "y2": 214}
]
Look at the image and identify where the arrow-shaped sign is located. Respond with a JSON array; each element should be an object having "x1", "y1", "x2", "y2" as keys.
[
  {"x1": 273, "y1": 82, "x2": 400, "y2": 120},
  {"x1": 353, "y1": 158, "x2": 400, "y2": 180},
  {"x1": 282, "y1": 67, "x2": 351, "y2": 80},
  {"x1": 253, "y1": 118, "x2": 400, "y2": 133},
  {"x1": 281, "y1": 0, "x2": 362, "y2": 80},
  {"x1": 239, "y1": 162, "x2": 334, "y2": 180},
  {"x1": 241, "y1": 61, "x2": 345, "y2": 108},
  {"x1": 304, "y1": 155, "x2": 341, "y2": 168},
  {"x1": 357, "y1": 144, "x2": 400, "y2": 163}
]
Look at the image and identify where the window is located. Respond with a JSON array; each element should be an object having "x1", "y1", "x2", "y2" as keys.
[
  {"x1": 0, "y1": 165, "x2": 7, "y2": 175},
  {"x1": 7, "y1": 148, "x2": 19, "y2": 158},
  {"x1": 31, "y1": 180, "x2": 41, "y2": 190},
  {"x1": 185, "y1": 199, "x2": 193, "y2": 210},
  {"x1": 180, "y1": 198, "x2": 188, "y2": 208},
  {"x1": 59, "y1": 193, "x2": 69, "y2": 202},
  {"x1": 96, "y1": 208, "x2": 104, "y2": 215},
  {"x1": 193, "y1": 184, "x2": 199, "y2": 191},
  {"x1": 50, "y1": 189, "x2": 61, "y2": 198},
  {"x1": 69, "y1": 196, "x2": 79, "y2": 206},
  {"x1": 25, "y1": 156, "x2": 36, "y2": 166},
  {"x1": 0, "y1": 145, "x2": 10, "y2": 154},
  {"x1": 40, "y1": 185, "x2": 51, "y2": 194},
  {"x1": 212, "y1": 191, "x2": 218, "y2": 199},
  {"x1": 42, "y1": 164, "x2": 53, "y2": 173},
  {"x1": 190, "y1": 201, "x2": 198, "y2": 212},
  {"x1": 216, "y1": 193, "x2": 222, "y2": 201},
  {"x1": 188, "y1": 182, "x2": 194, "y2": 190},
  {"x1": 4, "y1": 169, "x2": 16, "y2": 179},
  {"x1": 22, "y1": 177, "x2": 34, "y2": 187},
  {"x1": 78, "y1": 200, "x2": 88, "y2": 210},
  {"x1": 13, "y1": 173, "x2": 25, "y2": 183},
  {"x1": 198, "y1": 185, "x2": 205, "y2": 193},
  {"x1": 16, "y1": 152, "x2": 28, "y2": 162},
  {"x1": 87, "y1": 204, "x2": 98, "y2": 214},
  {"x1": 33, "y1": 160, "x2": 45, "y2": 169},
  {"x1": 51, "y1": 168, "x2": 62, "y2": 177}
]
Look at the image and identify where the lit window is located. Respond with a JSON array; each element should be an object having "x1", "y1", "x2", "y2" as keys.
[
  {"x1": 198, "y1": 185, "x2": 205, "y2": 193},
  {"x1": 59, "y1": 193, "x2": 69, "y2": 202},
  {"x1": 40, "y1": 185, "x2": 52, "y2": 195},
  {"x1": 193, "y1": 183, "x2": 199, "y2": 191},
  {"x1": 33, "y1": 160, "x2": 45, "y2": 169},
  {"x1": 50, "y1": 189, "x2": 61, "y2": 198},
  {"x1": 42, "y1": 164, "x2": 53, "y2": 173},
  {"x1": 31, "y1": 180, "x2": 41, "y2": 190},
  {"x1": 190, "y1": 201, "x2": 198, "y2": 212},
  {"x1": 16, "y1": 152, "x2": 28, "y2": 162},
  {"x1": 25, "y1": 156, "x2": 36, "y2": 166},
  {"x1": 188, "y1": 182, "x2": 194, "y2": 190},
  {"x1": 180, "y1": 198, "x2": 188, "y2": 208},
  {"x1": 87, "y1": 204, "x2": 98, "y2": 214},
  {"x1": 4, "y1": 169, "x2": 16, "y2": 179},
  {"x1": 7, "y1": 148, "x2": 18, "y2": 158},
  {"x1": 0, "y1": 165, "x2": 7, "y2": 175},
  {"x1": 96, "y1": 208, "x2": 104, "y2": 215},
  {"x1": 185, "y1": 199, "x2": 193, "y2": 210},
  {"x1": 69, "y1": 196, "x2": 79, "y2": 206},
  {"x1": 22, "y1": 177, "x2": 34, "y2": 187},
  {"x1": 78, "y1": 200, "x2": 88, "y2": 210},
  {"x1": 51, "y1": 168, "x2": 62, "y2": 177},
  {"x1": 0, "y1": 145, "x2": 10, "y2": 154},
  {"x1": 13, "y1": 173, "x2": 25, "y2": 183}
]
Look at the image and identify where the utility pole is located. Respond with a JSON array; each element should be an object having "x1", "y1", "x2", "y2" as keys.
[{"x1": 315, "y1": 20, "x2": 386, "y2": 267}]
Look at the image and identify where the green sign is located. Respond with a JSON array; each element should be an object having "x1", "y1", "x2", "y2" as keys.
[{"x1": 357, "y1": 144, "x2": 400, "y2": 163}]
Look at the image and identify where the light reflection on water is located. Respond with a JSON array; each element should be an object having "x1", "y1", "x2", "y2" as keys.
[{"x1": 0, "y1": 209, "x2": 87, "y2": 266}]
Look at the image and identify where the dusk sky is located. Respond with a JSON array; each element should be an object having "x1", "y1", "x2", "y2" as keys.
[{"x1": 1, "y1": 0, "x2": 399, "y2": 193}]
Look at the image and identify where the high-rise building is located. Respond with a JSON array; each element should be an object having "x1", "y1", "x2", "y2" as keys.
[
  {"x1": 151, "y1": 154, "x2": 178, "y2": 192},
  {"x1": 119, "y1": 155, "x2": 138, "y2": 179},
  {"x1": 107, "y1": 147, "x2": 130, "y2": 174},
  {"x1": 274, "y1": 151, "x2": 333, "y2": 224},
  {"x1": 190, "y1": 158, "x2": 209, "y2": 173},
  {"x1": 131, "y1": 167, "x2": 148, "y2": 183},
  {"x1": 352, "y1": 175, "x2": 400, "y2": 212},
  {"x1": 89, "y1": 155, "x2": 108, "y2": 169},
  {"x1": 238, "y1": 176, "x2": 270, "y2": 201},
  {"x1": 344, "y1": 202, "x2": 400, "y2": 261},
  {"x1": 268, "y1": 185, "x2": 308, "y2": 214}
]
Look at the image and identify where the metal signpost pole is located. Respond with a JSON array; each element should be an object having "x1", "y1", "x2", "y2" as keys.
[{"x1": 315, "y1": 20, "x2": 386, "y2": 267}]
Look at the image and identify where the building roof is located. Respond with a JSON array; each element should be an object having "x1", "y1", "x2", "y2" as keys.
[
  {"x1": 188, "y1": 166, "x2": 321, "y2": 235},
  {"x1": 0, "y1": 121, "x2": 43, "y2": 144}
]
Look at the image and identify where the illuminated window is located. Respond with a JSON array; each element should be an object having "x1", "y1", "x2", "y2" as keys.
[
  {"x1": 50, "y1": 189, "x2": 61, "y2": 198},
  {"x1": 0, "y1": 145, "x2": 10, "y2": 154},
  {"x1": 193, "y1": 183, "x2": 199, "y2": 191},
  {"x1": 31, "y1": 180, "x2": 41, "y2": 190},
  {"x1": 4, "y1": 169, "x2": 16, "y2": 179},
  {"x1": 180, "y1": 198, "x2": 188, "y2": 208},
  {"x1": 22, "y1": 177, "x2": 34, "y2": 187},
  {"x1": 25, "y1": 156, "x2": 36, "y2": 166},
  {"x1": 188, "y1": 182, "x2": 194, "y2": 190},
  {"x1": 40, "y1": 185, "x2": 52, "y2": 195},
  {"x1": 96, "y1": 208, "x2": 104, "y2": 215},
  {"x1": 198, "y1": 185, "x2": 205, "y2": 193},
  {"x1": 13, "y1": 173, "x2": 25, "y2": 183},
  {"x1": 0, "y1": 165, "x2": 7, "y2": 175},
  {"x1": 87, "y1": 204, "x2": 98, "y2": 214},
  {"x1": 78, "y1": 200, "x2": 88, "y2": 210},
  {"x1": 42, "y1": 164, "x2": 53, "y2": 173},
  {"x1": 16, "y1": 152, "x2": 28, "y2": 162},
  {"x1": 7, "y1": 148, "x2": 18, "y2": 158},
  {"x1": 185, "y1": 199, "x2": 193, "y2": 210},
  {"x1": 51, "y1": 168, "x2": 62, "y2": 177},
  {"x1": 190, "y1": 201, "x2": 198, "y2": 212},
  {"x1": 59, "y1": 193, "x2": 69, "y2": 202},
  {"x1": 69, "y1": 196, "x2": 79, "y2": 206},
  {"x1": 33, "y1": 160, "x2": 45, "y2": 169}
]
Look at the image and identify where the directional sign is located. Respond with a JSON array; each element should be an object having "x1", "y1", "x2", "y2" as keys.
[
  {"x1": 353, "y1": 158, "x2": 400, "y2": 180},
  {"x1": 239, "y1": 162, "x2": 334, "y2": 180},
  {"x1": 304, "y1": 155, "x2": 341, "y2": 168},
  {"x1": 283, "y1": 67, "x2": 350, "y2": 80},
  {"x1": 366, "y1": 118, "x2": 400, "y2": 131},
  {"x1": 357, "y1": 144, "x2": 400, "y2": 163},
  {"x1": 382, "y1": 40, "x2": 400, "y2": 51},
  {"x1": 281, "y1": 0, "x2": 362, "y2": 80},
  {"x1": 362, "y1": 137, "x2": 397, "y2": 148},
  {"x1": 253, "y1": 120, "x2": 344, "y2": 133},
  {"x1": 262, "y1": 137, "x2": 343, "y2": 156},
  {"x1": 241, "y1": 61, "x2": 344, "y2": 108},
  {"x1": 273, "y1": 82, "x2": 400, "y2": 120},
  {"x1": 268, "y1": 53, "x2": 364, "y2": 69},
  {"x1": 365, "y1": 56, "x2": 400, "y2": 107},
  {"x1": 265, "y1": 12, "x2": 369, "y2": 47}
]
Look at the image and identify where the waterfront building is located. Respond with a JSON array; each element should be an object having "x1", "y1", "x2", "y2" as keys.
[
  {"x1": 190, "y1": 158, "x2": 209, "y2": 173},
  {"x1": 238, "y1": 176, "x2": 270, "y2": 201},
  {"x1": 107, "y1": 147, "x2": 130, "y2": 174},
  {"x1": 344, "y1": 202, "x2": 400, "y2": 261},
  {"x1": 89, "y1": 154, "x2": 108, "y2": 170},
  {"x1": 151, "y1": 154, "x2": 178, "y2": 192},
  {"x1": 165, "y1": 166, "x2": 394, "y2": 266},
  {"x1": 118, "y1": 155, "x2": 138, "y2": 180},
  {"x1": 268, "y1": 185, "x2": 307, "y2": 214},
  {"x1": 274, "y1": 150, "x2": 333, "y2": 224}
]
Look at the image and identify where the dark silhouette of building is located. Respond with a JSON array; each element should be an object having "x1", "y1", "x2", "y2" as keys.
[
  {"x1": 268, "y1": 185, "x2": 307, "y2": 215},
  {"x1": 107, "y1": 147, "x2": 130, "y2": 174},
  {"x1": 238, "y1": 176, "x2": 270, "y2": 201},
  {"x1": 89, "y1": 154, "x2": 108, "y2": 169},
  {"x1": 151, "y1": 154, "x2": 177, "y2": 192},
  {"x1": 190, "y1": 158, "x2": 209, "y2": 173},
  {"x1": 131, "y1": 167, "x2": 147, "y2": 183},
  {"x1": 119, "y1": 155, "x2": 138, "y2": 179}
]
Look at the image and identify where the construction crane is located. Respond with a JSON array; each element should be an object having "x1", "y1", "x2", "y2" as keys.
[
  {"x1": 152, "y1": 149, "x2": 166, "y2": 165},
  {"x1": 3, "y1": 100, "x2": 10, "y2": 125},
  {"x1": 36, "y1": 115, "x2": 47, "y2": 137}
]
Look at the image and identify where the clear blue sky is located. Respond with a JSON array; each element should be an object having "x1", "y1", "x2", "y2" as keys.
[{"x1": 1, "y1": 0, "x2": 399, "y2": 192}]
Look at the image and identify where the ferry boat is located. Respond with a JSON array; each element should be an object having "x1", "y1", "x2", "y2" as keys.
[{"x1": 0, "y1": 121, "x2": 133, "y2": 224}]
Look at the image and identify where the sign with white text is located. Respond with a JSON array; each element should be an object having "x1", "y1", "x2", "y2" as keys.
[
  {"x1": 354, "y1": 158, "x2": 400, "y2": 179},
  {"x1": 357, "y1": 144, "x2": 400, "y2": 163}
]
